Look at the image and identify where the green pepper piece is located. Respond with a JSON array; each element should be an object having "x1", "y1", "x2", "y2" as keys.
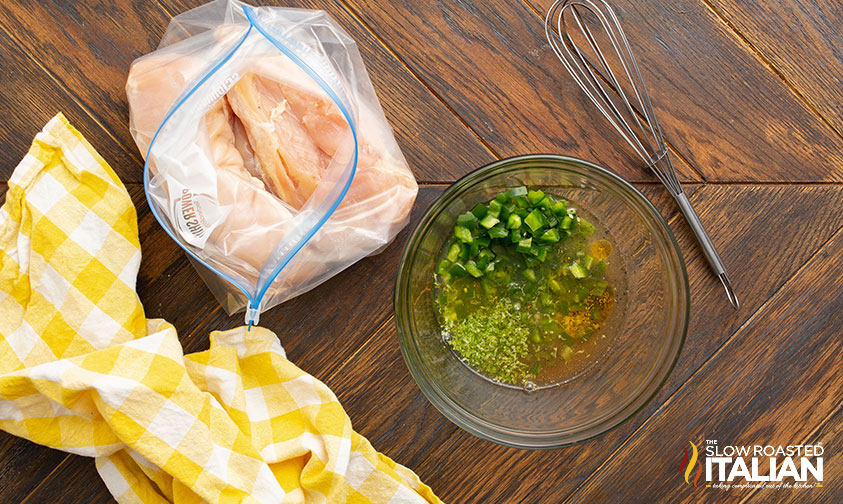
[
  {"x1": 517, "y1": 237, "x2": 533, "y2": 254},
  {"x1": 524, "y1": 209, "x2": 547, "y2": 232},
  {"x1": 487, "y1": 199, "x2": 503, "y2": 218},
  {"x1": 454, "y1": 226, "x2": 473, "y2": 243},
  {"x1": 465, "y1": 260, "x2": 484, "y2": 278},
  {"x1": 479, "y1": 215, "x2": 500, "y2": 229},
  {"x1": 546, "y1": 215, "x2": 558, "y2": 228},
  {"x1": 488, "y1": 224, "x2": 508, "y2": 239},
  {"x1": 448, "y1": 262, "x2": 468, "y2": 277},
  {"x1": 506, "y1": 214, "x2": 522, "y2": 229},
  {"x1": 539, "y1": 228, "x2": 560, "y2": 243},
  {"x1": 513, "y1": 195, "x2": 529, "y2": 208},
  {"x1": 469, "y1": 241, "x2": 480, "y2": 257},
  {"x1": 548, "y1": 278, "x2": 563, "y2": 294},
  {"x1": 523, "y1": 268, "x2": 537, "y2": 282},
  {"x1": 583, "y1": 254, "x2": 595, "y2": 270},
  {"x1": 509, "y1": 229, "x2": 521, "y2": 243},
  {"x1": 457, "y1": 212, "x2": 477, "y2": 227},
  {"x1": 471, "y1": 203, "x2": 488, "y2": 219},
  {"x1": 568, "y1": 262, "x2": 587, "y2": 279},
  {"x1": 437, "y1": 259, "x2": 452, "y2": 275},
  {"x1": 551, "y1": 200, "x2": 568, "y2": 216},
  {"x1": 507, "y1": 186, "x2": 528, "y2": 198},
  {"x1": 501, "y1": 202, "x2": 516, "y2": 219},
  {"x1": 459, "y1": 243, "x2": 470, "y2": 261},
  {"x1": 476, "y1": 256, "x2": 490, "y2": 270},
  {"x1": 535, "y1": 245, "x2": 549, "y2": 262},
  {"x1": 559, "y1": 215, "x2": 573, "y2": 229},
  {"x1": 484, "y1": 261, "x2": 496, "y2": 273},
  {"x1": 527, "y1": 190, "x2": 546, "y2": 206},
  {"x1": 494, "y1": 192, "x2": 508, "y2": 203},
  {"x1": 446, "y1": 243, "x2": 461, "y2": 262},
  {"x1": 475, "y1": 236, "x2": 491, "y2": 247}
]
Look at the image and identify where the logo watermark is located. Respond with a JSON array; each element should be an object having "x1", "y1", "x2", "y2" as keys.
[{"x1": 681, "y1": 439, "x2": 824, "y2": 490}]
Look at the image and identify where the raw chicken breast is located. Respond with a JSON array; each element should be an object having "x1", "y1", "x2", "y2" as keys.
[
  {"x1": 226, "y1": 73, "x2": 327, "y2": 209},
  {"x1": 126, "y1": 29, "x2": 418, "y2": 310}
]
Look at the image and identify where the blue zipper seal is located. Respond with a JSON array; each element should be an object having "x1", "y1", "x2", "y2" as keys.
[{"x1": 143, "y1": 2, "x2": 358, "y2": 329}]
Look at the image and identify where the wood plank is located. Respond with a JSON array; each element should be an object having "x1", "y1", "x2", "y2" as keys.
[
  {"x1": 0, "y1": 2, "x2": 168, "y2": 183},
  {"x1": 704, "y1": 0, "x2": 843, "y2": 136},
  {"x1": 412, "y1": 184, "x2": 843, "y2": 503},
  {"x1": 0, "y1": 434, "x2": 69, "y2": 504},
  {"x1": 17, "y1": 456, "x2": 111, "y2": 504},
  {"x1": 0, "y1": 27, "x2": 138, "y2": 182},
  {"x1": 324, "y1": 322, "x2": 461, "y2": 470},
  {"x1": 744, "y1": 406, "x2": 842, "y2": 504},
  {"x1": 332, "y1": 0, "x2": 702, "y2": 183},
  {"x1": 534, "y1": 0, "x2": 843, "y2": 181},
  {"x1": 563, "y1": 226, "x2": 843, "y2": 504},
  {"x1": 159, "y1": 0, "x2": 496, "y2": 183}
]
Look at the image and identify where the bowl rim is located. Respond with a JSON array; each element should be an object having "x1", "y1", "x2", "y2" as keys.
[{"x1": 394, "y1": 153, "x2": 689, "y2": 449}]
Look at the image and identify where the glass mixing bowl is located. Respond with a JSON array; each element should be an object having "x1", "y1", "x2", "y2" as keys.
[{"x1": 395, "y1": 154, "x2": 688, "y2": 448}]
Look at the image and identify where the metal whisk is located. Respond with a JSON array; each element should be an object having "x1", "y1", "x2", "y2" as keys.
[{"x1": 545, "y1": 0, "x2": 739, "y2": 309}]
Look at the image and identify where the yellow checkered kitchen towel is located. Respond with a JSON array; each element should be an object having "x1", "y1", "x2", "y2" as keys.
[{"x1": 0, "y1": 113, "x2": 442, "y2": 504}]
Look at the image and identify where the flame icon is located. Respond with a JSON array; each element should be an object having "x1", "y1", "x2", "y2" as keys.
[{"x1": 680, "y1": 441, "x2": 703, "y2": 486}]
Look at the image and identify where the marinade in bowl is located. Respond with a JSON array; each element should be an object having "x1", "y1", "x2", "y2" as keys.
[
  {"x1": 433, "y1": 187, "x2": 628, "y2": 389},
  {"x1": 395, "y1": 155, "x2": 688, "y2": 448}
]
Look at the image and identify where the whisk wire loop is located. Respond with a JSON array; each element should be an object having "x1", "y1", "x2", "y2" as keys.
[
  {"x1": 544, "y1": 0, "x2": 739, "y2": 308},
  {"x1": 546, "y1": 0, "x2": 682, "y2": 194}
]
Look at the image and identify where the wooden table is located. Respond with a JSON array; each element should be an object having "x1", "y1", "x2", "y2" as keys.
[{"x1": 1, "y1": 1, "x2": 841, "y2": 502}]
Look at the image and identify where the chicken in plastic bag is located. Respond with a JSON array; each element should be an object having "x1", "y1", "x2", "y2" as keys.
[{"x1": 126, "y1": 0, "x2": 417, "y2": 325}]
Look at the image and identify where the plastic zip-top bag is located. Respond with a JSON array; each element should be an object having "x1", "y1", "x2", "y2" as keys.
[{"x1": 126, "y1": 0, "x2": 417, "y2": 326}]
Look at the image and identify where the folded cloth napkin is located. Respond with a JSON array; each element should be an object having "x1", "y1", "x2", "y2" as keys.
[{"x1": 0, "y1": 113, "x2": 441, "y2": 504}]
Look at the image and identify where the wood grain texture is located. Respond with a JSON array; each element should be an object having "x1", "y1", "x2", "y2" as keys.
[
  {"x1": 413, "y1": 184, "x2": 843, "y2": 503},
  {"x1": 0, "y1": 28, "x2": 138, "y2": 182},
  {"x1": 18, "y1": 455, "x2": 110, "y2": 504},
  {"x1": 0, "y1": 1, "x2": 168, "y2": 183},
  {"x1": 324, "y1": 322, "x2": 459, "y2": 469},
  {"x1": 334, "y1": 0, "x2": 702, "y2": 183},
  {"x1": 704, "y1": 0, "x2": 843, "y2": 135},
  {"x1": 527, "y1": 0, "x2": 843, "y2": 182},
  {"x1": 0, "y1": 433, "x2": 68, "y2": 503},
  {"x1": 563, "y1": 226, "x2": 843, "y2": 504}
]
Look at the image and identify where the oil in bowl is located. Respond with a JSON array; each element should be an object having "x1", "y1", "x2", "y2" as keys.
[{"x1": 433, "y1": 186, "x2": 627, "y2": 389}]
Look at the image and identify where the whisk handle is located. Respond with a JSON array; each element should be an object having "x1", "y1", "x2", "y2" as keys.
[{"x1": 674, "y1": 192, "x2": 740, "y2": 309}]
